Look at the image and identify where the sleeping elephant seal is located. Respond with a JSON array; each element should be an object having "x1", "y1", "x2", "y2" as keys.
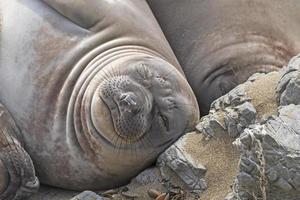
[
  {"x1": 147, "y1": 0, "x2": 300, "y2": 114},
  {"x1": 0, "y1": 0, "x2": 199, "y2": 199}
]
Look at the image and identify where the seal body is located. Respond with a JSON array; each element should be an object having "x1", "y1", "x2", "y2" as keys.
[
  {"x1": 0, "y1": 0, "x2": 199, "y2": 192},
  {"x1": 148, "y1": 0, "x2": 300, "y2": 114}
]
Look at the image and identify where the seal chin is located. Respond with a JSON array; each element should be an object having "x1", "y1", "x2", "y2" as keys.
[{"x1": 99, "y1": 75, "x2": 153, "y2": 142}]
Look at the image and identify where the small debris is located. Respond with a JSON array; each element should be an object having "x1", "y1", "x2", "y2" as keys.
[
  {"x1": 101, "y1": 189, "x2": 119, "y2": 197},
  {"x1": 120, "y1": 190, "x2": 139, "y2": 199},
  {"x1": 148, "y1": 189, "x2": 161, "y2": 199},
  {"x1": 164, "y1": 193, "x2": 170, "y2": 200},
  {"x1": 155, "y1": 193, "x2": 167, "y2": 200}
]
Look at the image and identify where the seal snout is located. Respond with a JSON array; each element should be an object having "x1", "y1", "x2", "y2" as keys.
[
  {"x1": 91, "y1": 57, "x2": 198, "y2": 151},
  {"x1": 99, "y1": 75, "x2": 153, "y2": 141}
]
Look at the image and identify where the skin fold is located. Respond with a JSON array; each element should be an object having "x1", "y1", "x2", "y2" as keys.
[
  {"x1": 147, "y1": 0, "x2": 300, "y2": 114},
  {"x1": 0, "y1": 0, "x2": 199, "y2": 199}
]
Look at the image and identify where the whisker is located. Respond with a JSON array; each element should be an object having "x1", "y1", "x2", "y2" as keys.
[
  {"x1": 175, "y1": 103, "x2": 199, "y2": 112},
  {"x1": 144, "y1": 134, "x2": 154, "y2": 150},
  {"x1": 132, "y1": 138, "x2": 139, "y2": 162}
]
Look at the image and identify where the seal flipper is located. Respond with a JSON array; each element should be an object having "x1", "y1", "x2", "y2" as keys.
[
  {"x1": 42, "y1": 0, "x2": 109, "y2": 29},
  {"x1": 0, "y1": 103, "x2": 39, "y2": 200}
]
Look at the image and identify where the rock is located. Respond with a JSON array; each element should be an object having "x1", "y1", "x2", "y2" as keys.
[
  {"x1": 247, "y1": 73, "x2": 266, "y2": 82},
  {"x1": 236, "y1": 102, "x2": 256, "y2": 125},
  {"x1": 192, "y1": 68, "x2": 299, "y2": 199},
  {"x1": 196, "y1": 82, "x2": 257, "y2": 139},
  {"x1": 157, "y1": 133, "x2": 207, "y2": 191},
  {"x1": 131, "y1": 167, "x2": 161, "y2": 185},
  {"x1": 231, "y1": 104, "x2": 300, "y2": 200},
  {"x1": 277, "y1": 54, "x2": 300, "y2": 106},
  {"x1": 227, "y1": 85, "x2": 250, "y2": 106},
  {"x1": 70, "y1": 191, "x2": 104, "y2": 200},
  {"x1": 279, "y1": 76, "x2": 300, "y2": 106}
]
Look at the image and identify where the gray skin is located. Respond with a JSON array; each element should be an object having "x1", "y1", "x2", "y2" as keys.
[
  {"x1": 147, "y1": 0, "x2": 300, "y2": 114},
  {"x1": 0, "y1": 0, "x2": 199, "y2": 199}
]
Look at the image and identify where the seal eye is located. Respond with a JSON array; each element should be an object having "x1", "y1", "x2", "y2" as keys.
[{"x1": 158, "y1": 111, "x2": 169, "y2": 131}]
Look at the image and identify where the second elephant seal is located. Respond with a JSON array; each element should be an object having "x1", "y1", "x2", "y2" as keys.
[{"x1": 148, "y1": 0, "x2": 300, "y2": 114}]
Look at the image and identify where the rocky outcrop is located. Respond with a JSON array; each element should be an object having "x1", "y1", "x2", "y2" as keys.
[
  {"x1": 157, "y1": 135, "x2": 207, "y2": 192},
  {"x1": 196, "y1": 84, "x2": 256, "y2": 139},
  {"x1": 154, "y1": 55, "x2": 300, "y2": 200},
  {"x1": 231, "y1": 104, "x2": 300, "y2": 200},
  {"x1": 277, "y1": 54, "x2": 300, "y2": 106}
]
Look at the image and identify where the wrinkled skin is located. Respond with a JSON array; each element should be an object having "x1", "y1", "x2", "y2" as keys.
[
  {"x1": 0, "y1": 0, "x2": 199, "y2": 199},
  {"x1": 148, "y1": 0, "x2": 300, "y2": 114}
]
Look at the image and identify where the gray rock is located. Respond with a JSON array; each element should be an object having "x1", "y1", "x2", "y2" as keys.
[
  {"x1": 232, "y1": 104, "x2": 300, "y2": 200},
  {"x1": 70, "y1": 191, "x2": 104, "y2": 200},
  {"x1": 131, "y1": 167, "x2": 161, "y2": 185},
  {"x1": 236, "y1": 102, "x2": 256, "y2": 125},
  {"x1": 277, "y1": 54, "x2": 300, "y2": 105},
  {"x1": 196, "y1": 114, "x2": 226, "y2": 137},
  {"x1": 156, "y1": 61, "x2": 300, "y2": 199},
  {"x1": 224, "y1": 108, "x2": 240, "y2": 138},
  {"x1": 227, "y1": 85, "x2": 250, "y2": 106},
  {"x1": 280, "y1": 77, "x2": 300, "y2": 105},
  {"x1": 210, "y1": 84, "x2": 250, "y2": 111},
  {"x1": 157, "y1": 133, "x2": 207, "y2": 191},
  {"x1": 189, "y1": 56, "x2": 300, "y2": 199},
  {"x1": 196, "y1": 84, "x2": 256, "y2": 139},
  {"x1": 248, "y1": 73, "x2": 266, "y2": 82}
]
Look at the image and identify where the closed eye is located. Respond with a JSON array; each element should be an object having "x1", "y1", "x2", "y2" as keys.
[{"x1": 158, "y1": 111, "x2": 169, "y2": 131}]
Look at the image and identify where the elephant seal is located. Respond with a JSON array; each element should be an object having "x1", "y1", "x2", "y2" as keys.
[
  {"x1": 0, "y1": 0, "x2": 199, "y2": 199},
  {"x1": 147, "y1": 0, "x2": 300, "y2": 114}
]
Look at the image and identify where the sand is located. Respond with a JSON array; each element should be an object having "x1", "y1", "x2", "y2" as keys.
[
  {"x1": 184, "y1": 133, "x2": 239, "y2": 200},
  {"x1": 246, "y1": 72, "x2": 280, "y2": 121}
]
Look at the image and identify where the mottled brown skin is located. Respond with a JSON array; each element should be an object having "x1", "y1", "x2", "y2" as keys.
[
  {"x1": 0, "y1": 0, "x2": 199, "y2": 199},
  {"x1": 148, "y1": 0, "x2": 300, "y2": 114}
]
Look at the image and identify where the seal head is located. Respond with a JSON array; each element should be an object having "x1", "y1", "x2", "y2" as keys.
[
  {"x1": 93, "y1": 56, "x2": 198, "y2": 149},
  {"x1": 65, "y1": 53, "x2": 199, "y2": 189}
]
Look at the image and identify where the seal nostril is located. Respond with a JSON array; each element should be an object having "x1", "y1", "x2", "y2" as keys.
[
  {"x1": 120, "y1": 93, "x2": 137, "y2": 106},
  {"x1": 119, "y1": 93, "x2": 127, "y2": 102}
]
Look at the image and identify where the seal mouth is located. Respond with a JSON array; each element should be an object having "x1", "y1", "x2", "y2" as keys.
[{"x1": 99, "y1": 75, "x2": 153, "y2": 142}]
